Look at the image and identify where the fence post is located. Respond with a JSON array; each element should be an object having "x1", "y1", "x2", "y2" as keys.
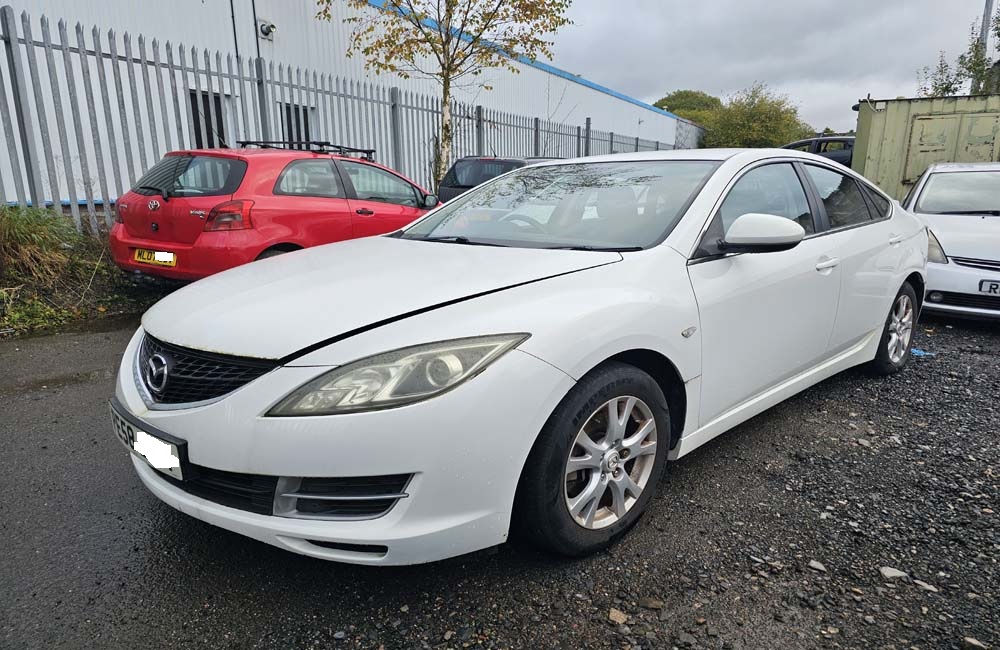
[
  {"x1": 609, "y1": 131, "x2": 614, "y2": 154},
  {"x1": 584, "y1": 117, "x2": 591, "y2": 156},
  {"x1": 0, "y1": 6, "x2": 43, "y2": 207},
  {"x1": 389, "y1": 86, "x2": 403, "y2": 170},
  {"x1": 575, "y1": 125, "x2": 581, "y2": 157},
  {"x1": 532, "y1": 117, "x2": 540, "y2": 156},
  {"x1": 254, "y1": 56, "x2": 270, "y2": 139},
  {"x1": 475, "y1": 105, "x2": 484, "y2": 156},
  {"x1": 655, "y1": 140, "x2": 660, "y2": 151},
  {"x1": 635, "y1": 136, "x2": 640, "y2": 152}
]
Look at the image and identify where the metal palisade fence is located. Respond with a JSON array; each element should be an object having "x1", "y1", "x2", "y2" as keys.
[{"x1": 0, "y1": 5, "x2": 699, "y2": 234}]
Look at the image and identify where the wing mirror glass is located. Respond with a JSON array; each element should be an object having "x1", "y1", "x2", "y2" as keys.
[
  {"x1": 721, "y1": 213, "x2": 805, "y2": 253},
  {"x1": 422, "y1": 194, "x2": 439, "y2": 209}
]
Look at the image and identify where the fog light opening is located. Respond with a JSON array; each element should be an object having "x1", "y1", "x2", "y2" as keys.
[{"x1": 928, "y1": 291, "x2": 943, "y2": 303}]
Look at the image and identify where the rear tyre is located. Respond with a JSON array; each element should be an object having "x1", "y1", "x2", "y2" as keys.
[
  {"x1": 868, "y1": 282, "x2": 917, "y2": 376},
  {"x1": 515, "y1": 362, "x2": 669, "y2": 557}
]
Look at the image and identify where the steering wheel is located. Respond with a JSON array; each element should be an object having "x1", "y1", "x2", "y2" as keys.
[{"x1": 498, "y1": 213, "x2": 547, "y2": 233}]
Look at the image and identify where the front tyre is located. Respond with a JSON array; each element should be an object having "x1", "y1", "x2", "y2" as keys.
[
  {"x1": 515, "y1": 362, "x2": 669, "y2": 556},
  {"x1": 869, "y1": 282, "x2": 918, "y2": 375}
]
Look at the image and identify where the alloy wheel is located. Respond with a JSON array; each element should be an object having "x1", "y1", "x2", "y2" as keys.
[
  {"x1": 563, "y1": 396, "x2": 658, "y2": 529},
  {"x1": 887, "y1": 293, "x2": 914, "y2": 364}
]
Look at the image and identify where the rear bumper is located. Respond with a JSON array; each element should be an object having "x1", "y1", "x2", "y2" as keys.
[
  {"x1": 109, "y1": 224, "x2": 264, "y2": 280},
  {"x1": 923, "y1": 261, "x2": 1000, "y2": 319}
]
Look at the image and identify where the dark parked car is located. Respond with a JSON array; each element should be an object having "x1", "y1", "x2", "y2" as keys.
[
  {"x1": 782, "y1": 136, "x2": 855, "y2": 167},
  {"x1": 438, "y1": 156, "x2": 560, "y2": 201}
]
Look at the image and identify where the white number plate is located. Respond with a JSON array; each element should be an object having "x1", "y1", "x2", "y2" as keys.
[
  {"x1": 110, "y1": 404, "x2": 184, "y2": 480},
  {"x1": 979, "y1": 279, "x2": 1000, "y2": 296}
]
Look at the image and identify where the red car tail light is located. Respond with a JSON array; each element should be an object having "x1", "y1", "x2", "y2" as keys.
[{"x1": 204, "y1": 200, "x2": 254, "y2": 231}]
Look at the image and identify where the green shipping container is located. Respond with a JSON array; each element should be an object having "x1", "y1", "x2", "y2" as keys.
[{"x1": 852, "y1": 94, "x2": 1000, "y2": 200}]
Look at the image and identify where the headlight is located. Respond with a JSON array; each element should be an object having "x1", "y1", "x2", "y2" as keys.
[
  {"x1": 267, "y1": 334, "x2": 529, "y2": 416},
  {"x1": 927, "y1": 229, "x2": 948, "y2": 264}
]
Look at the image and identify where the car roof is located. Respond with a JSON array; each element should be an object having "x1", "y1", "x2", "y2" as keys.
[
  {"x1": 526, "y1": 148, "x2": 752, "y2": 165},
  {"x1": 454, "y1": 156, "x2": 559, "y2": 163},
  {"x1": 925, "y1": 161, "x2": 1000, "y2": 173}
]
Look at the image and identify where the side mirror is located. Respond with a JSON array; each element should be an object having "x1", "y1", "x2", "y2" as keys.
[
  {"x1": 422, "y1": 194, "x2": 439, "y2": 209},
  {"x1": 721, "y1": 213, "x2": 805, "y2": 253}
]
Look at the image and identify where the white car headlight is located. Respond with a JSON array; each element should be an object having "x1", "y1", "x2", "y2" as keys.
[
  {"x1": 267, "y1": 334, "x2": 529, "y2": 416},
  {"x1": 927, "y1": 229, "x2": 948, "y2": 264}
]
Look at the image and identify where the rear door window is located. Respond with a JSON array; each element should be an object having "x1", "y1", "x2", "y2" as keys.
[
  {"x1": 803, "y1": 165, "x2": 873, "y2": 229},
  {"x1": 274, "y1": 160, "x2": 344, "y2": 197},
  {"x1": 861, "y1": 185, "x2": 892, "y2": 220},
  {"x1": 133, "y1": 155, "x2": 246, "y2": 197},
  {"x1": 818, "y1": 140, "x2": 849, "y2": 153}
]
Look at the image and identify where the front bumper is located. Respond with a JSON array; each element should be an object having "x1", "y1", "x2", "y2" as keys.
[
  {"x1": 115, "y1": 329, "x2": 575, "y2": 565},
  {"x1": 923, "y1": 261, "x2": 1000, "y2": 319}
]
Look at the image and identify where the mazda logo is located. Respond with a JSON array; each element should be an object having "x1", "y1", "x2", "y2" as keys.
[
  {"x1": 147, "y1": 199, "x2": 161, "y2": 211},
  {"x1": 145, "y1": 353, "x2": 171, "y2": 395}
]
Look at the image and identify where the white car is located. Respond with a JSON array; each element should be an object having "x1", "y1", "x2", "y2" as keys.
[
  {"x1": 111, "y1": 149, "x2": 927, "y2": 565},
  {"x1": 902, "y1": 162, "x2": 1000, "y2": 319}
]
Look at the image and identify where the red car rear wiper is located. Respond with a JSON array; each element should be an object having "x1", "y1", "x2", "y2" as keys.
[{"x1": 136, "y1": 185, "x2": 170, "y2": 201}]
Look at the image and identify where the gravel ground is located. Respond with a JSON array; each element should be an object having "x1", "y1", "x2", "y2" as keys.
[{"x1": 1, "y1": 316, "x2": 997, "y2": 649}]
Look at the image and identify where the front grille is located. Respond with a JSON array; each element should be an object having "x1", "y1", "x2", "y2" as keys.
[
  {"x1": 937, "y1": 291, "x2": 1000, "y2": 311},
  {"x1": 951, "y1": 256, "x2": 1000, "y2": 272},
  {"x1": 275, "y1": 474, "x2": 412, "y2": 520},
  {"x1": 138, "y1": 334, "x2": 278, "y2": 405},
  {"x1": 163, "y1": 465, "x2": 279, "y2": 515}
]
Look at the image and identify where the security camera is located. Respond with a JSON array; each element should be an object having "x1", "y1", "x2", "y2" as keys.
[{"x1": 258, "y1": 20, "x2": 276, "y2": 40}]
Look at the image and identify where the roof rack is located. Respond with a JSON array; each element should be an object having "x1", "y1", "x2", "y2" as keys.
[{"x1": 236, "y1": 140, "x2": 376, "y2": 161}]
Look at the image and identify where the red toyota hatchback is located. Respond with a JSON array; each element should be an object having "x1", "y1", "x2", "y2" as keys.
[{"x1": 109, "y1": 145, "x2": 437, "y2": 281}]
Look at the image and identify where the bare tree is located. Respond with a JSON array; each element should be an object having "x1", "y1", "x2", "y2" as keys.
[{"x1": 317, "y1": 0, "x2": 572, "y2": 187}]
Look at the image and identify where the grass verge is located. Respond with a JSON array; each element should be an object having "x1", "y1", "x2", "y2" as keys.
[{"x1": 0, "y1": 206, "x2": 172, "y2": 337}]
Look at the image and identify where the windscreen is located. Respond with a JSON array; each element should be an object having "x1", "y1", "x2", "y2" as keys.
[
  {"x1": 443, "y1": 159, "x2": 523, "y2": 187},
  {"x1": 402, "y1": 160, "x2": 719, "y2": 250},
  {"x1": 915, "y1": 171, "x2": 1000, "y2": 215}
]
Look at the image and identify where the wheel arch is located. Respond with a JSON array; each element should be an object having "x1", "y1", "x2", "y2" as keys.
[
  {"x1": 593, "y1": 349, "x2": 687, "y2": 450},
  {"x1": 256, "y1": 242, "x2": 303, "y2": 259},
  {"x1": 904, "y1": 271, "x2": 925, "y2": 313}
]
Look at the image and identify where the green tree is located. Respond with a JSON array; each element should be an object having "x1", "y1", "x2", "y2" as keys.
[
  {"x1": 917, "y1": 15, "x2": 998, "y2": 97},
  {"x1": 653, "y1": 90, "x2": 721, "y2": 135},
  {"x1": 317, "y1": 0, "x2": 572, "y2": 186},
  {"x1": 701, "y1": 82, "x2": 814, "y2": 148},
  {"x1": 654, "y1": 89, "x2": 722, "y2": 116}
]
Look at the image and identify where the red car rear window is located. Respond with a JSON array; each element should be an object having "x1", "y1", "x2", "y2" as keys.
[{"x1": 133, "y1": 155, "x2": 247, "y2": 197}]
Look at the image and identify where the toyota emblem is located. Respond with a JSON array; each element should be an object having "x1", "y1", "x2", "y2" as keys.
[
  {"x1": 145, "y1": 353, "x2": 171, "y2": 395},
  {"x1": 147, "y1": 199, "x2": 161, "y2": 211}
]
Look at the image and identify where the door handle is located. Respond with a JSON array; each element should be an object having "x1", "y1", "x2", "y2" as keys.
[
  {"x1": 888, "y1": 234, "x2": 904, "y2": 245},
  {"x1": 356, "y1": 208, "x2": 375, "y2": 216},
  {"x1": 815, "y1": 257, "x2": 841, "y2": 271}
]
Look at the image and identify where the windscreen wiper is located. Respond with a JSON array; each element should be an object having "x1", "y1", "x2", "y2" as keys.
[
  {"x1": 930, "y1": 209, "x2": 1000, "y2": 216},
  {"x1": 543, "y1": 245, "x2": 644, "y2": 252},
  {"x1": 137, "y1": 185, "x2": 169, "y2": 200},
  {"x1": 420, "y1": 235, "x2": 507, "y2": 247}
]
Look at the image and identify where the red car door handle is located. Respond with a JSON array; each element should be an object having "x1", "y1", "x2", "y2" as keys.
[{"x1": 356, "y1": 208, "x2": 375, "y2": 216}]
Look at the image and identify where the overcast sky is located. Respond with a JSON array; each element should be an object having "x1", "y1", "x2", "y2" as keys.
[{"x1": 548, "y1": 0, "x2": 991, "y2": 132}]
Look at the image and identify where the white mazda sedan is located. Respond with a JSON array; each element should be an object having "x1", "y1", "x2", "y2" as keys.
[{"x1": 111, "y1": 149, "x2": 928, "y2": 565}]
